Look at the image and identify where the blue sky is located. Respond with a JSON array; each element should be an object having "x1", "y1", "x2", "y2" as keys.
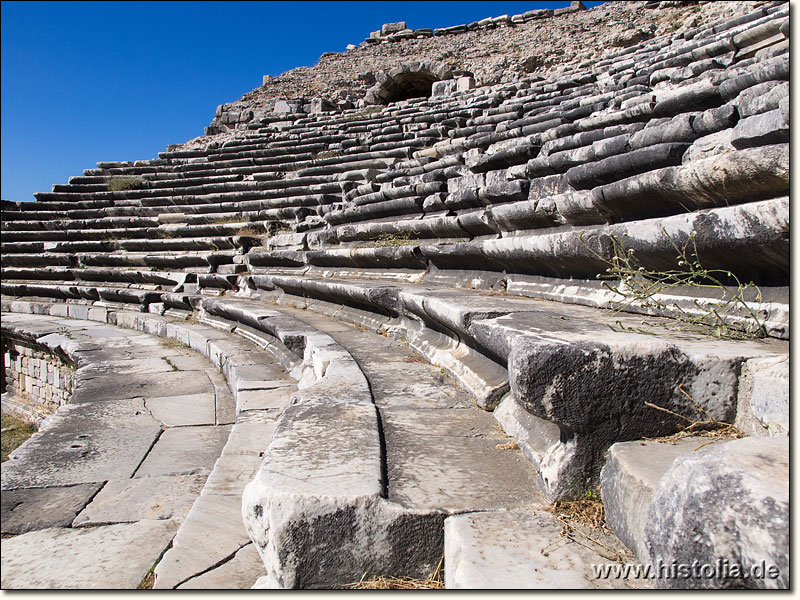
[{"x1": 1, "y1": 1, "x2": 605, "y2": 202}]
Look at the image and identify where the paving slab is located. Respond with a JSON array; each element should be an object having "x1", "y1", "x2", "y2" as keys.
[
  {"x1": 237, "y1": 386, "x2": 294, "y2": 411},
  {"x1": 382, "y1": 407, "x2": 540, "y2": 511},
  {"x1": 134, "y1": 424, "x2": 232, "y2": 478},
  {"x1": 74, "y1": 370, "x2": 213, "y2": 402},
  {"x1": 153, "y1": 494, "x2": 253, "y2": 589},
  {"x1": 73, "y1": 474, "x2": 207, "y2": 526},
  {"x1": 1, "y1": 396, "x2": 162, "y2": 489},
  {"x1": 176, "y1": 542, "x2": 265, "y2": 589},
  {"x1": 145, "y1": 392, "x2": 216, "y2": 427},
  {"x1": 444, "y1": 510, "x2": 648, "y2": 589},
  {"x1": 1, "y1": 483, "x2": 103, "y2": 535},
  {"x1": 1, "y1": 520, "x2": 179, "y2": 589}
]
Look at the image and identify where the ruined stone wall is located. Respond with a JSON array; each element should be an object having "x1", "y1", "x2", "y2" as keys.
[
  {"x1": 198, "y1": 1, "x2": 770, "y2": 139},
  {"x1": 1, "y1": 337, "x2": 76, "y2": 424}
]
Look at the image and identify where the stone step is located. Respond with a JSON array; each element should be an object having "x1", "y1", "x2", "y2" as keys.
[
  {"x1": 444, "y1": 510, "x2": 648, "y2": 589},
  {"x1": 600, "y1": 435, "x2": 789, "y2": 589},
  {"x1": 228, "y1": 300, "x2": 541, "y2": 588},
  {"x1": 245, "y1": 275, "x2": 787, "y2": 503}
]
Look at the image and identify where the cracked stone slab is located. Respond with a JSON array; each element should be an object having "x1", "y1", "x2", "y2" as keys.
[
  {"x1": 1, "y1": 483, "x2": 103, "y2": 535},
  {"x1": 145, "y1": 393, "x2": 216, "y2": 427},
  {"x1": 73, "y1": 474, "x2": 206, "y2": 526},
  {"x1": 1, "y1": 396, "x2": 162, "y2": 489},
  {"x1": 154, "y1": 494, "x2": 253, "y2": 589},
  {"x1": 1, "y1": 520, "x2": 179, "y2": 589},
  {"x1": 176, "y1": 543, "x2": 266, "y2": 589},
  {"x1": 444, "y1": 510, "x2": 647, "y2": 589},
  {"x1": 134, "y1": 425, "x2": 232, "y2": 478}
]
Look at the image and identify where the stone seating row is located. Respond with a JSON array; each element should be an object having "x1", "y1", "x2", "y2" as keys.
[{"x1": 2, "y1": 274, "x2": 788, "y2": 588}]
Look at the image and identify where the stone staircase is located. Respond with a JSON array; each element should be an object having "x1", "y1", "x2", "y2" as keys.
[{"x1": 1, "y1": 1, "x2": 789, "y2": 589}]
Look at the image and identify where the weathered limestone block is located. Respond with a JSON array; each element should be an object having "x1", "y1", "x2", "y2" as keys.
[
  {"x1": 681, "y1": 128, "x2": 736, "y2": 164},
  {"x1": 506, "y1": 331, "x2": 745, "y2": 498},
  {"x1": 489, "y1": 199, "x2": 557, "y2": 233},
  {"x1": 734, "y1": 355, "x2": 789, "y2": 436},
  {"x1": 600, "y1": 438, "x2": 705, "y2": 562},
  {"x1": 628, "y1": 113, "x2": 699, "y2": 150},
  {"x1": 565, "y1": 142, "x2": 689, "y2": 190},
  {"x1": 729, "y1": 108, "x2": 789, "y2": 149},
  {"x1": 644, "y1": 437, "x2": 789, "y2": 589},
  {"x1": 381, "y1": 21, "x2": 406, "y2": 35},
  {"x1": 652, "y1": 80, "x2": 722, "y2": 118},
  {"x1": 471, "y1": 141, "x2": 540, "y2": 173},
  {"x1": 593, "y1": 144, "x2": 789, "y2": 222},
  {"x1": 690, "y1": 103, "x2": 739, "y2": 136},
  {"x1": 718, "y1": 56, "x2": 789, "y2": 101},
  {"x1": 478, "y1": 170, "x2": 529, "y2": 204},
  {"x1": 734, "y1": 80, "x2": 788, "y2": 117},
  {"x1": 552, "y1": 190, "x2": 607, "y2": 225},
  {"x1": 432, "y1": 80, "x2": 456, "y2": 96}
]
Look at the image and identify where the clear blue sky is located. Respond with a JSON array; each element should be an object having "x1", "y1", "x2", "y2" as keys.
[{"x1": 1, "y1": 1, "x2": 604, "y2": 202}]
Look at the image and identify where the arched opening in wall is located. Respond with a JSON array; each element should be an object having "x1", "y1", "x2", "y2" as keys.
[
  {"x1": 364, "y1": 62, "x2": 453, "y2": 106},
  {"x1": 380, "y1": 72, "x2": 439, "y2": 103}
]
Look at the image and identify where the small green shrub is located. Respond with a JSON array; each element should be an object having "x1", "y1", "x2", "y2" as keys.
[
  {"x1": 106, "y1": 176, "x2": 146, "y2": 191},
  {"x1": 580, "y1": 230, "x2": 767, "y2": 340}
]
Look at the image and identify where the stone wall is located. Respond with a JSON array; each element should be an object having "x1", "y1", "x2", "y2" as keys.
[
  {"x1": 198, "y1": 1, "x2": 770, "y2": 138},
  {"x1": 1, "y1": 337, "x2": 76, "y2": 425}
]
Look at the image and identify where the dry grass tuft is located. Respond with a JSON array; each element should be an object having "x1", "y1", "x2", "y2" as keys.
[
  {"x1": 106, "y1": 176, "x2": 146, "y2": 192},
  {"x1": 345, "y1": 557, "x2": 444, "y2": 590},
  {"x1": 549, "y1": 493, "x2": 606, "y2": 532},
  {"x1": 136, "y1": 570, "x2": 155, "y2": 590},
  {"x1": 643, "y1": 385, "x2": 746, "y2": 448},
  {"x1": 544, "y1": 492, "x2": 633, "y2": 563},
  {"x1": 495, "y1": 441, "x2": 520, "y2": 451},
  {"x1": 160, "y1": 337, "x2": 189, "y2": 351},
  {"x1": 402, "y1": 354, "x2": 427, "y2": 364},
  {"x1": 359, "y1": 233, "x2": 415, "y2": 248},
  {"x1": 233, "y1": 227, "x2": 259, "y2": 237},
  {"x1": 1, "y1": 412, "x2": 36, "y2": 462}
]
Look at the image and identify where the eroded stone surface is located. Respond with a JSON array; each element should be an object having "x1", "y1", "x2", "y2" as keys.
[
  {"x1": 644, "y1": 437, "x2": 789, "y2": 589},
  {"x1": 444, "y1": 510, "x2": 646, "y2": 589},
  {"x1": 1, "y1": 520, "x2": 179, "y2": 589},
  {"x1": 73, "y1": 475, "x2": 206, "y2": 526},
  {"x1": 1, "y1": 483, "x2": 103, "y2": 535}
]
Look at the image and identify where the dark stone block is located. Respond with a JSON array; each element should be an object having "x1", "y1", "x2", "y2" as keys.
[{"x1": 565, "y1": 142, "x2": 689, "y2": 190}]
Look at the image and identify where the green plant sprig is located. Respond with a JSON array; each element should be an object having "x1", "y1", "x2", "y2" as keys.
[{"x1": 579, "y1": 230, "x2": 767, "y2": 340}]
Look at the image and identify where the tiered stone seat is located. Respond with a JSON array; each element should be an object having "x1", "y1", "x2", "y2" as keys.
[{"x1": 1, "y1": 2, "x2": 789, "y2": 590}]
